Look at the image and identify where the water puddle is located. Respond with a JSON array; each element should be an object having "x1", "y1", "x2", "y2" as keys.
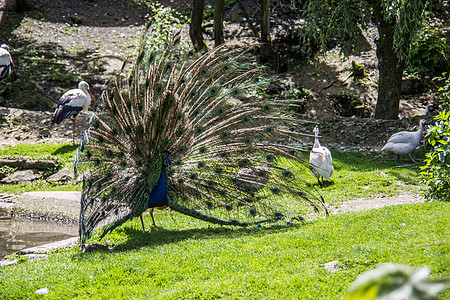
[{"x1": 0, "y1": 208, "x2": 78, "y2": 259}]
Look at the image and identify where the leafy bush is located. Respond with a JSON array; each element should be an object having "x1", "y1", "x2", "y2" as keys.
[
  {"x1": 435, "y1": 73, "x2": 450, "y2": 110},
  {"x1": 407, "y1": 27, "x2": 449, "y2": 75},
  {"x1": 283, "y1": 87, "x2": 315, "y2": 114},
  {"x1": 331, "y1": 90, "x2": 370, "y2": 117},
  {"x1": 420, "y1": 110, "x2": 450, "y2": 202},
  {"x1": 139, "y1": 2, "x2": 187, "y2": 52}
]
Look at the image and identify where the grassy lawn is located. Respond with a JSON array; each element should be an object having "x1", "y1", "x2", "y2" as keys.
[
  {"x1": 0, "y1": 202, "x2": 448, "y2": 299},
  {"x1": 2, "y1": 143, "x2": 446, "y2": 299},
  {"x1": 0, "y1": 143, "x2": 424, "y2": 201},
  {"x1": 0, "y1": 143, "x2": 81, "y2": 193}
]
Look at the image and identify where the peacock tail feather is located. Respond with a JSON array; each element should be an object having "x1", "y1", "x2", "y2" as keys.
[{"x1": 75, "y1": 27, "x2": 327, "y2": 244}]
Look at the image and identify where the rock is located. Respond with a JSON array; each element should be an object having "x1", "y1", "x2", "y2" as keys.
[
  {"x1": 324, "y1": 260, "x2": 340, "y2": 272},
  {"x1": 70, "y1": 15, "x2": 82, "y2": 24},
  {"x1": 1, "y1": 170, "x2": 41, "y2": 183},
  {"x1": 0, "y1": 158, "x2": 58, "y2": 170},
  {"x1": 13, "y1": 191, "x2": 81, "y2": 222},
  {"x1": 0, "y1": 259, "x2": 18, "y2": 267},
  {"x1": 47, "y1": 167, "x2": 74, "y2": 182},
  {"x1": 35, "y1": 288, "x2": 49, "y2": 295},
  {"x1": 38, "y1": 128, "x2": 51, "y2": 138},
  {"x1": 20, "y1": 237, "x2": 78, "y2": 255}
]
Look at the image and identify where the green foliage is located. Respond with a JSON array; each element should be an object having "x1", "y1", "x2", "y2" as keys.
[
  {"x1": 420, "y1": 110, "x2": 450, "y2": 202},
  {"x1": 302, "y1": 0, "x2": 372, "y2": 56},
  {"x1": 284, "y1": 87, "x2": 314, "y2": 100},
  {"x1": 0, "y1": 202, "x2": 448, "y2": 299},
  {"x1": 407, "y1": 27, "x2": 449, "y2": 75},
  {"x1": 303, "y1": 0, "x2": 428, "y2": 61},
  {"x1": 283, "y1": 87, "x2": 314, "y2": 114},
  {"x1": 140, "y1": 2, "x2": 187, "y2": 53},
  {"x1": 0, "y1": 78, "x2": 17, "y2": 107},
  {"x1": 351, "y1": 60, "x2": 366, "y2": 78},
  {"x1": 331, "y1": 90, "x2": 370, "y2": 117},
  {"x1": 345, "y1": 263, "x2": 449, "y2": 300},
  {"x1": 434, "y1": 73, "x2": 450, "y2": 110}
]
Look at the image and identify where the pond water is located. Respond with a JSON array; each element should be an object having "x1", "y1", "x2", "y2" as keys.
[{"x1": 0, "y1": 208, "x2": 78, "y2": 259}]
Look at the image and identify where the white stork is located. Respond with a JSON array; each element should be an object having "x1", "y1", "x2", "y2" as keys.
[
  {"x1": 51, "y1": 81, "x2": 95, "y2": 144},
  {"x1": 0, "y1": 44, "x2": 14, "y2": 83},
  {"x1": 309, "y1": 125, "x2": 334, "y2": 188}
]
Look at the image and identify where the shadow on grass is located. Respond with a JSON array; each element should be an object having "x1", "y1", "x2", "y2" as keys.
[
  {"x1": 75, "y1": 220, "x2": 307, "y2": 256},
  {"x1": 52, "y1": 144, "x2": 78, "y2": 156},
  {"x1": 332, "y1": 147, "x2": 426, "y2": 171}
]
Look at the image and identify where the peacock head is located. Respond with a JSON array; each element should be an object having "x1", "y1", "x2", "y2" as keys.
[{"x1": 419, "y1": 119, "x2": 426, "y2": 127}]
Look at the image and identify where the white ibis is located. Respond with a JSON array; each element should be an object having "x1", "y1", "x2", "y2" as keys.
[
  {"x1": 0, "y1": 44, "x2": 14, "y2": 83},
  {"x1": 309, "y1": 125, "x2": 334, "y2": 187},
  {"x1": 381, "y1": 119, "x2": 426, "y2": 163},
  {"x1": 51, "y1": 81, "x2": 95, "y2": 144}
]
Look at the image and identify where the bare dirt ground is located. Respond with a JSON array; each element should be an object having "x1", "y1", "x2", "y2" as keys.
[{"x1": 0, "y1": 0, "x2": 440, "y2": 147}]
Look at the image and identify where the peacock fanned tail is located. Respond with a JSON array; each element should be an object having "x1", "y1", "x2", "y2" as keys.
[{"x1": 75, "y1": 28, "x2": 327, "y2": 244}]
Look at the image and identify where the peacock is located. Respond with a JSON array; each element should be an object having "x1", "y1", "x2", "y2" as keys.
[{"x1": 75, "y1": 27, "x2": 328, "y2": 244}]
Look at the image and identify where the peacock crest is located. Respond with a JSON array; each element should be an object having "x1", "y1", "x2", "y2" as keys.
[{"x1": 75, "y1": 27, "x2": 327, "y2": 244}]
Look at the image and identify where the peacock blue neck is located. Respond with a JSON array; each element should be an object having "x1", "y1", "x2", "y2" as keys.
[{"x1": 147, "y1": 158, "x2": 170, "y2": 208}]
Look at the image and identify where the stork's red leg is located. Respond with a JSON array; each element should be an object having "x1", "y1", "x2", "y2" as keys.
[{"x1": 72, "y1": 118, "x2": 76, "y2": 145}]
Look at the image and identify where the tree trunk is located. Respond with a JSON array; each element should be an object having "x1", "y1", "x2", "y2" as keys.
[
  {"x1": 372, "y1": 2, "x2": 404, "y2": 120},
  {"x1": 214, "y1": 0, "x2": 225, "y2": 47},
  {"x1": 260, "y1": 0, "x2": 271, "y2": 60},
  {"x1": 261, "y1": 0, "x2": 270, "y2": 42},
  {"x1": 190, "y1": 0, "x2": 207, "y2": 51}
]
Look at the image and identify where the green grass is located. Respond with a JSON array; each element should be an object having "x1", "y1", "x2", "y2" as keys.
[
  {"x1": 292, "y1": 148, "x2": 425, "y2": 205},
  {"x1": 0, "y1": 143, "x2": 81, "y2": 193},
  {"x1": 0, "y1": 143, "x2": 425, "y2": 203},
  {"x1": 1, "y1": 202, "x2": 448, "y2": 299}
]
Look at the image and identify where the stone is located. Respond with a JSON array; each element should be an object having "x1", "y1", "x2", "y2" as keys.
[
  {"x1": 14, "y1": 191, "x2": 81, "y2": 222},
  {"x1": 35, "y1": 288, "x2": 49, "y2": 295},
  {"x1": 324, "y1": 260, "x2": 340, "y2": 272},
  {"x1": 0, "y1": 158, "x2": 58, "y2": 170},
  {"x1": 47, "y1": 168, "x2": 74, "y2": 182},
  {"x1": 1, "y1": 170, "x2": 41, "y2": 183},
  {"x1": 39, "y1": 128, "x2": 51, "y2": 138}
]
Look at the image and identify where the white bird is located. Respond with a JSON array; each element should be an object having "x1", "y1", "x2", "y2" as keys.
[
  {"x1": 51, "y1": 81, "x2": 95, "y2": 144},
  {"x1": 309, "y1": 125, "x2": 334, "y2": 187},
  {"x1": 0, "y1": 44, "x2": 14, "y2": 83},
  {"x1": 381, "y1": 119, "x2": 426, "y2": 163}
]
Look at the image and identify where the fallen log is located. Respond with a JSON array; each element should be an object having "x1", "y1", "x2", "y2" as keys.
[{"x1": 0, "y1": 158, "x2": 58, "y2": 170}]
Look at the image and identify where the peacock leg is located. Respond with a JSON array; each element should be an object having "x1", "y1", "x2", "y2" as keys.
[
  {"x1": 408, "y1": 153, "x2": 417, "y2": 163},
  {"x1": 140, "y1": 215, "x2": 147, "y2": 232},
  {"x1": 150, "y1": 207, "x2": 157, "y2": 227}
]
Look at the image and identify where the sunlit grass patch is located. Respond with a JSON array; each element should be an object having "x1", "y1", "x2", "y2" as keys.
[
  {"x1": 0, "y1": 202, "x2": 448, "y2": 299},
  {"x1": 0, "y1": 143, "x2": 81, "y2": 193}
]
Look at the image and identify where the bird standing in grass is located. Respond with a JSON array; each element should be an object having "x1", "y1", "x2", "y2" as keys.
[
  {"x1": 309, "y1": 126, "x2": 334, "y2": 187},
  {"x1": 51, "y1": 81, "x2": 95, "y2": 144},
  {"x1": 75, "y1": 28, "x2": 328, "y2": 244},
  {"x1": 0, "y1": 44, "x2": 14, "y2": 84},
  {"x1": 381, "y1": 119, "x2": 426, "y2": 163}
]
